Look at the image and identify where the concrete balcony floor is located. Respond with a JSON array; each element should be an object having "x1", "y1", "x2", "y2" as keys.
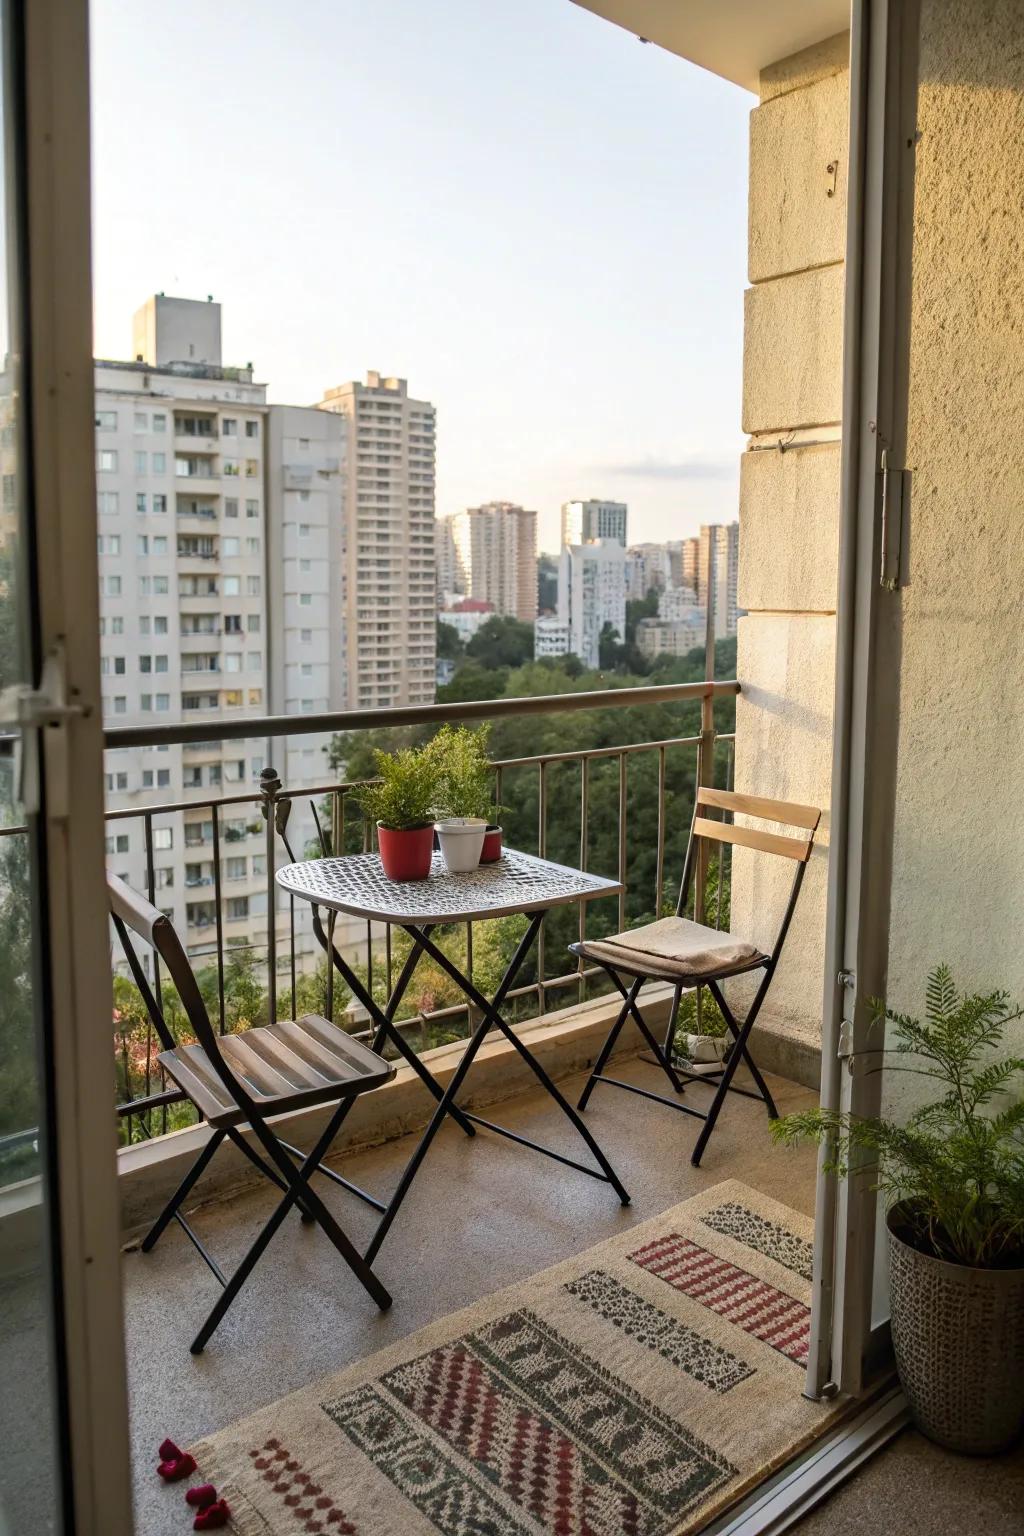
[{"x1": 125, "y1": 1055, "x2": 817, "y2": 1535}]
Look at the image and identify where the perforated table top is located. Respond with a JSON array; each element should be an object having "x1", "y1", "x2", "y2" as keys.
[{"x1": 276, "y1": 848, "x2": 622, "y2": 925}]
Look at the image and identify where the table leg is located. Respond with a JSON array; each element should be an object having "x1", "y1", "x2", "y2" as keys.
[{"x1": 363, "y1": 913, "x2": 546, "y2": 1264}]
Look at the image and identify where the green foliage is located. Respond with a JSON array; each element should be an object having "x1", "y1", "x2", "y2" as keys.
[
  {"x1": 436, "y1": 618, "x2": 464, "y2": 662},
  {"x1": 429, "y1": 724, "x2": 496, "y2": 822},
  {"x1": 465, "y1": 614, "x2": 535, "y2": 671},
  {"x1": 772, "y1": 965, "x2": 1024, "y2": 1268},
  {"x1": 351, "y1": 743, "x2": 439, "y2": 830},
  {"x1": 625, "y1": 590, "x2": 660, "y2": 641}
]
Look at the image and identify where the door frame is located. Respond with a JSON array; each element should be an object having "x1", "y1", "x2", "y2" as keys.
[
  {"x1": 20, "y1": 0, "x2": 134, "y2": 1527},
  {"x1": 806, "y1": 0, "x2": 920, "y2": 1400}
]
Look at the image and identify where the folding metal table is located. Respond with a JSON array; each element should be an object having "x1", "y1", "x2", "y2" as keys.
[{"x1": 276, "y1": 848, "x2": 631, "y2": 1262}]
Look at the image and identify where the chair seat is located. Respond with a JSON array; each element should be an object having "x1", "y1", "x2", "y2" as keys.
[
  {"x1": 572, "y1": 916, "x2": 766, "y2": 985},
  {"x1": 159, "y1": 1013, "x2": 396, "y2": 1129}
]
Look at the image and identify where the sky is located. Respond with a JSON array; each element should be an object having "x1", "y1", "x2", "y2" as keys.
[{"x1": 90, "y1": 0, "x2": 751, "y2": 552}]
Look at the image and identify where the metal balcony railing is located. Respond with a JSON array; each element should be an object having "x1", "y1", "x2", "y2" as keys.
[{"x1": 0, "y1": 679, "x2": 739, "y2": 1150}]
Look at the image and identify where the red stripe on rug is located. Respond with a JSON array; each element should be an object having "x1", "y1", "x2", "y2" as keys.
[{"x1": 628, "y1": 1234, "x2": 811, "y2": 1365}]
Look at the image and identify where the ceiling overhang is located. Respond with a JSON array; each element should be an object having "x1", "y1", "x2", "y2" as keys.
[{"x1": 570, "y1": 1, "x2": 850, "y2": 93}]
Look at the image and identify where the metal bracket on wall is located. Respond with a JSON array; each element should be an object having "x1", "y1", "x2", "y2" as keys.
[{"x1": 879, "y1": 449, "x2": 906, "y2": 590}]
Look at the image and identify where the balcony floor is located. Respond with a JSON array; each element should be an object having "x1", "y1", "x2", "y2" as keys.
[{"x1": 125, "y1": 1054, "x2": 818, "y2": 1535}]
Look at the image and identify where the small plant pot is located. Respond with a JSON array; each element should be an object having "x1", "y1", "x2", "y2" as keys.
[
  {"x1": 887, "y1": 1202, "x2": 1024, "y2": 1454},
  {"x1": 480, "y1": 825, "x2": 503, "y2": 863},
  {"x1": 376, "y1": 822, "x2": 434, "y2": 882},
  {"x1": 434, "y1": 817, "x2": 487, "y2": 873},
  {"x1": 680, "y1": 1032, "x2": 728, "y2": 1065}
]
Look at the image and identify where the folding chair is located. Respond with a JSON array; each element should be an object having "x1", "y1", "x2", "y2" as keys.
[
  {"x1": 570, "y1": 787, "x2": 821, "y2": 1166},
  {"x1": 109, "y1": 874, "x2": 395, "y2": 1353}
]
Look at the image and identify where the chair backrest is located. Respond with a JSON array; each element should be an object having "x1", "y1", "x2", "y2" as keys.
[
  {"x1": 108, "y1": 874, "x2": 248, "y2": 1106},
  {"x1": 676, "y1": 787, "x2": 821, "y2": 960}
]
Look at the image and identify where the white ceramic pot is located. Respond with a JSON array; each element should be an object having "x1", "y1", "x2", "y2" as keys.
[{"x1": 434, "y1": 817, "x2": 487, "y2": 873}]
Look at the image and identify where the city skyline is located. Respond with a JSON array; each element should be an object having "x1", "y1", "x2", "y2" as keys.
[{"x1": 90, "y1": 0, "x2": 750, "y2": 552}]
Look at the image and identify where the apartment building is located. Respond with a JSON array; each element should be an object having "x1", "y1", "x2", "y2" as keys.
[
  {"x1": 97, "y1": 297, "x2": 273, "y2": 954},
  {"x1": 624, "y1": 542, "x2": 671, "y2": 599},
  {"x1": 560, "y1": 498, "x2": 628, "y2": 549},
  {"x1": 667, "y1": 536, "x2": 700, "y2": 593},
  {"x1": 318, "y1": 372, "x2": 436, "y2": 711},
  {"x1": 98, "y1": 297, "x2": 354, "y2": 967},
  {"x1": 699, "y1": 521, "x2": 740, "y2": 637},
  {"x1": 636, "y1": 616, "x2": 705, "y2": 660},
  {"x1": 435, "y1": 513, "x2": 462, "y2": 599},
  {"x1": 659, "y1": 583, "x2": 701, "y2": 621},
  {"x1": 451, "y1": 501, "x2": 538, "y2": 622},
  {"x1": 533, "y1": 615, "x2": 571, "y2": 660},
  {"x1": 557, "y1": 540, "x2": 626, "y2": 670}
]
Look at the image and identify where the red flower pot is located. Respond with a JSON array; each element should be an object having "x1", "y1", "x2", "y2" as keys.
[
  {"x1": 480, "y1": 825, "x2": 503, "y2": 863},
  {"x1": 377, "y1": 823, "x2": 434, "y2": 881}
]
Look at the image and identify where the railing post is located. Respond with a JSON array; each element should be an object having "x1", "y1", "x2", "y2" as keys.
[{"x1": 259, "y1": 765, "x2": 281, "y2": 1025}]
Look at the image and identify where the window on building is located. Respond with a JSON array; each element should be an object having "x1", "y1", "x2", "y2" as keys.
[
  {"x1": 112, "y1": 696, "x2": 126, "y2": 714},
  {"x1": 300, "y1": 628, "x2": 312, "y2": 643},
  {"x1": 300, "y1": 662, "x2": 312, "y2": 677},
  {"x1": 224, "y1": 497, "x2": 239, "y2": 518},
  {"x1": 222, "y1": 459, "x2": 238, "y2": 477},
  {"x1": 102, "y1": 575, "x2": 121, "y2": 596},
  {"x1": 246, "y1": 537, "x2": 260, "y2": 555},
  {"x1": 110, "y1": 616, "x2": 124, "y2": 635},
  {"x1": 153, "y1": 574, "x2": 168, "y2": 594},
  {"x1": 225, "y1": 856, "x2": 246, "y2": 880},
  {"x1": 247, "y1": 651, "x2": 261, "y2": 670},
  {"x1": 154, "y1": 654, "x2": 168, "y2": 672},
  {"x1": 140, "y1": 693, "x2": 151, "y2": 710},
  {"x1": 246, "y1": 499, "x2": 258, "y2": 518},
  {"x1": 223, "y1": 652, "x2": 242, "y2": 673},
  {"x1": 245, "y1": 420, "x2": 259, "y2": 438},
  {"x1": 246, "y1": 575, "x2": 260, "y2": 596},
  {"x1": 155, "y1": 694, "x2": 170, "y2": 712},
  {"x1": 152, "y1": 493, "x2": 167, "y2": 513},
  {"x1": 96, "y1": 449, "x2": 117, "y2": 472},
  {"x1": 95, "y1": 409, "x2": 117, "y2": 430},
  {"x1": 248, "y1": 688, "x2": 262, "y2": 706},
  {"x1": 134, "y1": 451, "x2": 147, "y2": 475},
  {"x1": 138, "y1": 618, "x2": 150, "y2": 636},
  {"x1": 298, "y1": 523, "x2": 310, "y2": 537},
  {"x1": 152, "y1": 536, "x2": 167, "y2": 554},
  {"x1": 224, "y1": 615, "x2": 242, "y2": 634},
  {"x1": 226, "y1": 896, "x2": 249, "y2": 921},
  {"x1": 245, "y1": 459, "x2": 258, "y2": 478},
  {"x1": 299, "y1": 558, "x2": 311, "y2": 572},
  {"x1": 223, "y1": 689, "x2": 243, "y2": 708},
  {"x1": 299, "y1": 593, "x2": 311, "y2": 606},
  {"x1": 105, "y1": 833, "x2": 130, "y2": 854},
  {"x1": 134, "y1": 411, "x2": 147, "y2": 432},
  {"x1": 113, "y1": 656, "x2": 125, "y2": 675},
  {"x1": 221, "y1": 537, "x2": 239, "y2": 556},
  {"x1": 298, "y1": 490, "x2": 310, "y2": 503},
  {"x1": 222, "y1": 418, "x2": 237, "y2": 436},
  {"x1": 97, "y1": 490, "x2": 118, "y2": 515},
  {"x1": 137, "y1": 536, "x2": 148, "y2": 555},
  {"x1": 223, "y1": 575, "x2": 241, "y2": 596},
  {"x1": 135, "y1": 493, "x2": 147, "y2": 514},
  {"x1": 247, "y1": 614, "x2": 260, "y2": 633},
  {"x1": 152, "y1": 452, "x2": 166, "y2": 473},
  {"x1": 152, "y1": 413, "x2": 167, "y2": 432},
  {"x1": 154, "y1": 615, "x2": 168, "y2": 634},
  {"x1": 153, "y1": 827, "x2": 173, "y2": 850}
]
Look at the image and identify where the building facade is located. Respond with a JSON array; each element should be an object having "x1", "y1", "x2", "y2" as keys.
[
  {"x1": 699, "y1": 521, "x2": 740, "y2": 638},
  {"x1": 560, "y1": 498, "x2": 628, "y2": 549},
  {"x1": 557, "y1": 540, "x2": 626, "y2": 669},
  {"x1": 624, "y1": 542, "x2": 672, "y2": 599},
  {"x1": 636, "y1": 616, "x2": 705, "y2": 660},
  {"x1": 434, "y1": 512, "x2": 462, "y2": 598},
  {"x1": 450, "y1": 501, "x2": 537, "y2": 622},
  {"x1": 318, "y1": 372, "x2": 436, "y2": 711}
]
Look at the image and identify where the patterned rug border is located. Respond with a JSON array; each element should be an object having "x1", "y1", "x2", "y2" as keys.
[{"x1": 192, "y1": 1179, "x2": 843, "y2": 1536}]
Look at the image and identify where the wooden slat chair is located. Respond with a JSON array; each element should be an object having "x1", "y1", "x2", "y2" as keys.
[
  {"x1": 570, "y1": 787, "x2": 821, "y2": 1166},
  {"x1": 109, "y1": 874, "x2": 395, "y2": 1354}
]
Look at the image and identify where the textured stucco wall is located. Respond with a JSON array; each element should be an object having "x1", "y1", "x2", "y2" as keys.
[
  {"x1": 884, "y1": 0, "x2": 1024, "y2": 1097},
  {"x1": 730, "y1": 34, "x2": 849, "y2": 1076}
]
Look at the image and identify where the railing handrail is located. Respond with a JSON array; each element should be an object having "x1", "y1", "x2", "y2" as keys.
[{"x1": 102, "y1": 679, "x2": 740, "y2": 750}]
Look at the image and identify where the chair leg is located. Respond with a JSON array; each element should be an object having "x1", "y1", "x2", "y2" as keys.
[
  {"x1": 691, "y1": 981, "x2": 775, "y2": 1167},
  {"x1": 191, "y1": 1101, "x2": 391, "y2": 1355},
  {"x1": 614, "y1": 977, "x2": 687, "y2": 1096},
  {"x1": 140, "y1": 1129, "x2": 225, "y2": 1254},
  {"x1": 662, "y1": 983, "x2": 684, "y2": 1060},
  {"x1": 577, "y1": 982, "x2": 636, "y2": 1111}
]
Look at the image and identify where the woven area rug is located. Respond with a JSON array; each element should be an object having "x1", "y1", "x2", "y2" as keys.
[{"x1": 194, "y1": 1180, "x2": 840, "y2": 1535}]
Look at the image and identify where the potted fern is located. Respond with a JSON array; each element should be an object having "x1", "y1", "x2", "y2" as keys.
[
  {"x1": 772, "y1": 965, "x2": 1024, "y2": 1453},
  {"x1": 353, "y1": 745, "x2": 438, "y2": 881},
  {"x1": 428, "y1": 724, "x2": 502, "y2": 870}
]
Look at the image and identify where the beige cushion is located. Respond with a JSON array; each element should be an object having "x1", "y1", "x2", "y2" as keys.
[{"x1": 578, "y1": 916, "x2": 764, "y2": 981}]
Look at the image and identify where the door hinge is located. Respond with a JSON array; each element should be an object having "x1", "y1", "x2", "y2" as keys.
[
  {"x1": 879, "y1": 448, "x2": 906, "y2": 590},
  {"x1": 0, "y1": 645, "x2": 87, "y2": 817}
]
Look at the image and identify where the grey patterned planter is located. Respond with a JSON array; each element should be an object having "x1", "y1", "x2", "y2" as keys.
[{"x1": 887, "y1": 1203, "x2": 1024, "y2": 1454}]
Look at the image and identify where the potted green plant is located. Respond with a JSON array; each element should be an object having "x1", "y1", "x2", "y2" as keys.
[
  {"x1": 674, "y1": 987, "x2": 730, "y2": 1070},
  {"x1": 352, "y1": 744, "x2": 438, "y2": 881},
  {"x1": 428, "y1": 724, "x2": 502, "y2": 870},
  {"x1": 772, "y1": 965, "x2": 1024, "y2": 1454}
]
